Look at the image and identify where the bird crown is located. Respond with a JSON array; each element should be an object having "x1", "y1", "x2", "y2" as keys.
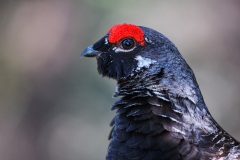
[{"x1": 107, "y1": 23, "x2": 145, "y2": 46}]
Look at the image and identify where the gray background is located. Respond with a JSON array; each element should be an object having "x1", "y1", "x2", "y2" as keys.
[{"x1": 0, "y1": 0, "x2": 240, "y2": 160}]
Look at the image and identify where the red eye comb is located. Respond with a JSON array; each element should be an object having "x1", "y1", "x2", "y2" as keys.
[{"x1": 107, "y1": 24, "x2": 145, "y2": 46}]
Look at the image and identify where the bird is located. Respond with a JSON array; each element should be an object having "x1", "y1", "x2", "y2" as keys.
[{"x1": 81, "y1": 23, "x2": 240, "y2": 160}]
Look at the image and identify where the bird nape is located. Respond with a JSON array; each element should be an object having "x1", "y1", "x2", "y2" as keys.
[{"x1": 81, "y1": 24, "x2": 240, "y2": 160}]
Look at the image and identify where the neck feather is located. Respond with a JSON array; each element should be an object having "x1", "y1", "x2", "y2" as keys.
[{"x1": 107, "y1": 78, "x2": 239, "y2": 159}]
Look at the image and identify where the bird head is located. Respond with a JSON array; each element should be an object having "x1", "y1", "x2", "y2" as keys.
[{"x1": 82, "y1": 23, "x2": 181, "y2": 80}]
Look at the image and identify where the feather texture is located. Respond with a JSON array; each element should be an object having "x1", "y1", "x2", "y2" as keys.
[{"x1": 82, "y1": 24, "x2": 240, "y2": 160}]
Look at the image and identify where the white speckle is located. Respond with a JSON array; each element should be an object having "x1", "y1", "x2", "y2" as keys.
[
  {"x1": 146, "y1": 91, "x2": 153, "y2": 97},
  {"x1": 127, "y1": 110, "x2": 140, "y2": 116},
  {"x1": 227, "y1": 145, "x2": 240, "y2": 159},
  {"x1": 230, "y1": 141, "x2": 235, "y2": 145},
  {"x1": 216, "y1": 137, "x2": 225, "y2": 144},
  {"x1": 218, "y1": 147, "x2": 224, "y2": 155},
  {"x1": 159, "y1": 114, "x2": 184, "y2": 124},
  {"x1": 172, "y1": 127, "x2": 186, "y2": 135},
  {"x1": 153, "y1": 91, "x2": 170, "y2": 101},
  {"x1": 212, "y1": 133, "x2": 219, "y2": 141},
  {"x1": 172, "y1": 109, "x2": 184, "y2": 114},
  {"x1": 135, "y1": 55, "x2": 156, "y2": 71},
  {"x1": 145, "y1": 37, "x2": 152, "y2": 43},
  {"x1": 169, "y1": 117, "x2": 184, "y2": 124},
  {"x1": 115, "y1": 87, "x2": 119, "y2": 92},
  {"x1": 115, "y1": 46, "x2": 135, "y2": 53},
  {"x1": 105, "y1": 37, "x2": 108, "y2": 44}
]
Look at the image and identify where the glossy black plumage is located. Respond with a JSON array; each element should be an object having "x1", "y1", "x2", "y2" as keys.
[{"x1": 82, "y1": 24, "x2": 240, "y2": 160}]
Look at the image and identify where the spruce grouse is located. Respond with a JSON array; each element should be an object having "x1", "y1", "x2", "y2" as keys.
[{"x1": 81, "y1": 24, "x2": 240, "y2": 160}]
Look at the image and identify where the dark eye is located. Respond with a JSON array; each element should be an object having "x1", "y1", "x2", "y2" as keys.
[{"x1": 120, "y1": 38, "x2": 135, "y2": 50}]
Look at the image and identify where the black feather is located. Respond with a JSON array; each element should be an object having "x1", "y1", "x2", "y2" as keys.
[{"x1": 83, "y1": 24, "x2": 240, "y2": 160}]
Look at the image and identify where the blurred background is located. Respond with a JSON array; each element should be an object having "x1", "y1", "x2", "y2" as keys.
[{"x1": 0, "y1": 0, "x2": 240, "y2": 159}]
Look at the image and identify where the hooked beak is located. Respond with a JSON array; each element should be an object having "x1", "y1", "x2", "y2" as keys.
[{"x1": 81, "y1": 45, "x2": 101, "y2": 57}]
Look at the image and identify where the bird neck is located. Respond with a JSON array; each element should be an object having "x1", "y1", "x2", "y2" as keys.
[
  {"x1": 110, "y1": 78, "x2": 240, "y2": 159},
  {"x1": 113, "y1": 83, "x2": 218, "y2": 140}
]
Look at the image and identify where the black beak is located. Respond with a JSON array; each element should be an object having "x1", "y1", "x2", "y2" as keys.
[{"x1": 81, "y1": 45, "x2": 101, "y2": 57}]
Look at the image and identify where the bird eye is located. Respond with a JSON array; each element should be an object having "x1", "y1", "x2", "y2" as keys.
[{"x1": 119, "y1": 38, "x2": 135, "y2": 50}]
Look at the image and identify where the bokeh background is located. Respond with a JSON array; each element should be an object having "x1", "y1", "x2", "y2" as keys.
[{"x1": 0, "y1": 0, "x2": 240, "y2": 160}]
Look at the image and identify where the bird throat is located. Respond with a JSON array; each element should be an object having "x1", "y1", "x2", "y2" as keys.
[{"x1": 107, "y1": 71, "x2": 236, "y2": 159}]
